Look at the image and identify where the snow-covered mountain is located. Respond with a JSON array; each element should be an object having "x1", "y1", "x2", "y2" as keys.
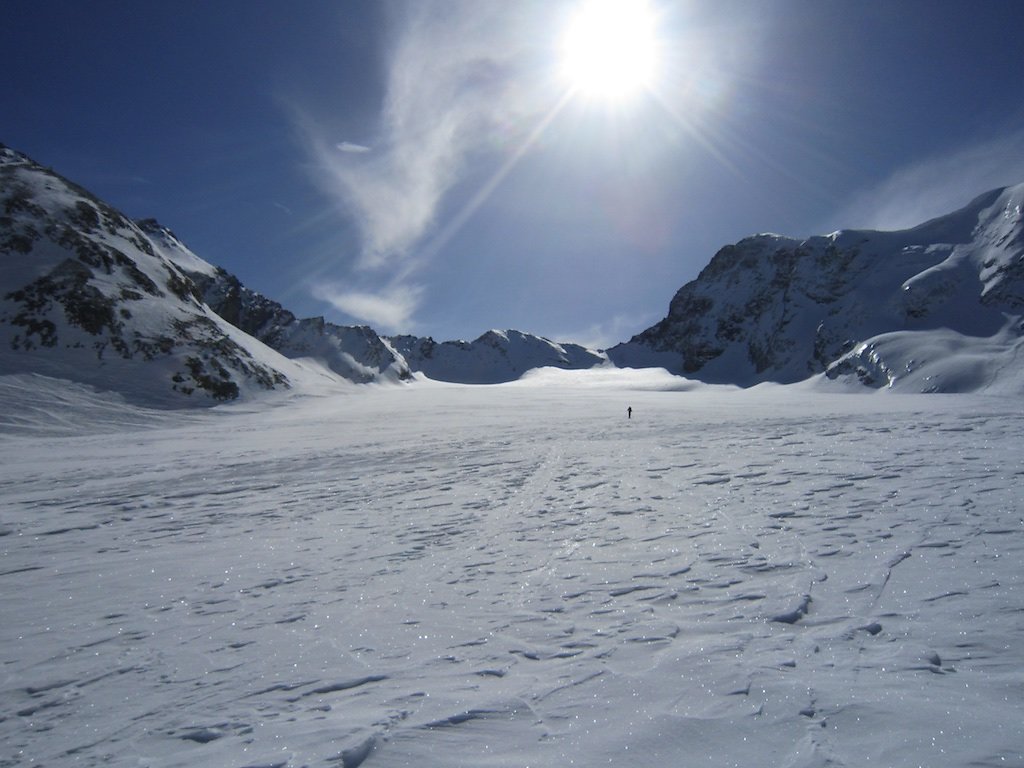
[
  {"x1": 0, "y1": 145, "x2": 300, "y2": 405},
  {"x1": 7, "y1": 141, "x2": 1024, "y2": 401},
  {"x1": 0, "y1": 145, "x2": 417, "y2": 404},
  {"x1": 138, "y1": 220, "x2": 412, "y2": 386},
  {"x1": 389, "y1": 329, "x2": 606, "y2": 384},
  {"x1": 1, "y1": 144, "x2": 613, "y2": 402},
  {"x1": 0, "y1": 147, "x2": 614, "y2": 405},
  {"x1": 610, "y1": 185, "x2": 1024, "y2": 393}
]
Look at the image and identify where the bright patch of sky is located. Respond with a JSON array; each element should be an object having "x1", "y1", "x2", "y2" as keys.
[{"x1": 4, "y1": 0, "x2": 1024, "y2": 345}]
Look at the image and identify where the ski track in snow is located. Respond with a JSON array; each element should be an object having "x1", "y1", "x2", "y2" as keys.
[{"x1": 1, "y1": 382, "x2": 1023, "y2": 767}]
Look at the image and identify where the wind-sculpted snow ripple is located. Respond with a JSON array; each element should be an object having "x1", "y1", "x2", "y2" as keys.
[{"x1": 1, "y1": 384, "x2": 1022, "y2": 767}]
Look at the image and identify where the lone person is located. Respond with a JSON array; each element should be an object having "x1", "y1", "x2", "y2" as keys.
[{"x1": 627, "y1": 406, "x2": 632, "y2": 419}]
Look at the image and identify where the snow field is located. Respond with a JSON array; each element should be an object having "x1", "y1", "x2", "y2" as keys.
[{"x1": 1, "y1": 375, "x2": 1023, "y2": 767}]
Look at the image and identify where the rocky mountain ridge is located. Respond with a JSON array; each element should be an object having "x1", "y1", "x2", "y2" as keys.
[
  {"x1": 137, "y1": 219, "x2": 412, "y2": 386},
  {"x1": 0, "y1": 145, "x2": 295, "y2": 405},
  {"x1": 609, "y1": 185, "x2": 1024, "y2": 393},
  {"x1": 0, "y1": 145, "x2": 603, "y2": 404}
]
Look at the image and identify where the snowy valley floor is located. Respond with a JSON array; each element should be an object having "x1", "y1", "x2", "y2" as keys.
[{"x1": 1, "y1": 371, "x2": 1023, "y2": 767}]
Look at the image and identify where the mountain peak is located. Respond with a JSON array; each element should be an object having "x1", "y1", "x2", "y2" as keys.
[{"x1": 610, "y1": 183, "x2": 1024, "y2": 393}]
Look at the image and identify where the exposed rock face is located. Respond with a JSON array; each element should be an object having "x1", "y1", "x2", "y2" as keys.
[
  {"x1": 609, "y1": 186, "x2": 1024, "y2": 392},
  {"x1": 140, "y1": 222, "x2": 411, "y2": 385},
  {"x1": 0, "y1": 145, "x2": 289, "y2": 405}
]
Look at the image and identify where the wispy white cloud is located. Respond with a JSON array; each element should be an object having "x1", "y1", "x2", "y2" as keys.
[
  {"x1": 298, "y1": 2, "x2": 551, "y2": 271},
  {"x1": 336, "y1": 141, "x2": 371, "y2": 154},
  {"x1": 310, "y1": 282, "x2": 423, "y2": 334},
  {"x1": 288, "y1": 2, "x2": 565, "y2": 335},
  {"x1": 828, "y1": 125, "x2": 1024, "y2": 232}
]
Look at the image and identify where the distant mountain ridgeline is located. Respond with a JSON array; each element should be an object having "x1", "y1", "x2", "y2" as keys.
[
  {"x1": 2, "y1": 141, "x2": 1023, "y2": 404},
  {"x1": 389, "y1": 330, "x2": 605, "y2": 384}
]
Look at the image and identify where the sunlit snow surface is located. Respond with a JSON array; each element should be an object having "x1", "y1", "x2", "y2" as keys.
[{"x1": 2, "y1": 370, "x2": 1023, "y2": 767}]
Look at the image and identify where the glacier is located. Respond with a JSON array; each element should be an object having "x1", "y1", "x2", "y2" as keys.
[{"x1": 2, "y1": 371, "x2": 1022, "y2": 766}]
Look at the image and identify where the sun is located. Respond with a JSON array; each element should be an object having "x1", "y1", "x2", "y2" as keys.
[{"x1": 560, "y1": 0, "x2": 659, "y2": 102}]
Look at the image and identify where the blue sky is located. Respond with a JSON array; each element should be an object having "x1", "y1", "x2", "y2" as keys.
[{"x1": 5, "y1": 1, "x2": 1024, "y2": 347}]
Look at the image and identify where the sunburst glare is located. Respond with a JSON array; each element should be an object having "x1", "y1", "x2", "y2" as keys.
[{"x1": 560, "y1": 0, "x2": 660, "y2": 102}]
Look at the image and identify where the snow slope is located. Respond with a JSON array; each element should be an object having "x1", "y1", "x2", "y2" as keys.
[
  {"x1": 2, "y1": 373, "x2": 1021, "y2": 767},
  {"x1": 611, "y1": 185, "x2": 1024, "y2": 393},
  {"x1": 143, "y1": 221, "x2": 412, "y2": 386},
  {"x1": 0, "y1": 146, "x2": 314, "y2": 405}
]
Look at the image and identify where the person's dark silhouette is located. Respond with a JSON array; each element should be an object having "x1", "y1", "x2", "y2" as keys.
[{"x1": 627, "y1": 406, "x2": 632, "y2": 419}]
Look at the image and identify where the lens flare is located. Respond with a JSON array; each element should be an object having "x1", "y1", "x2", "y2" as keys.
[{"x1": 561, "y1": 0, "x2": 659, "y2": 101}]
